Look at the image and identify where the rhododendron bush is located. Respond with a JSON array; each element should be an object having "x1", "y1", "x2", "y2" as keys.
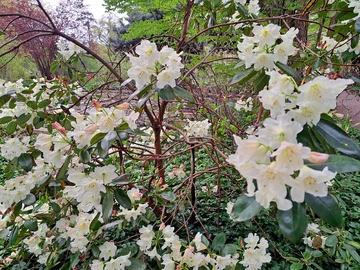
[{"x1": 0, "y1": 0, "x2": 360, "y2": 269}]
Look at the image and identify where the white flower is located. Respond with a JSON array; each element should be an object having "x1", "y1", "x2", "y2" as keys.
[
  {"x1": 271, "y1": 142, "x2": 311, "y2": 173},
  {"x1": 156, "y1": 68, "x2": 181, "y2": 89},
  {"x1": 127, "y1": 188, "x2": 143, "y2": 203},
  {"x1": 193, "y1": 232, "x2": 207, "y2": 251},
  {"x1": 127, "y1": 65, "x2": 152, "y2": 89},
  {"x1": 99, "y1": 242, "x2": 117, "y2": 261},
  {"x1": 252, "y1": 24, "x2": 281, "y2": 48},
  {"x1": 248, "y1": 0, "x2": 260, "y2": 15},
  {"x1": 290, "y1": 166, "x2": 336, "y2": 203},
  {"x1": 135, "y1": 40, "x2": 160, "y2": 66},
  {"x1": 254, "y1": 53, "x2": 275, "y2": 70},
  {"x1": 273, "y1": 41, "x2": 297, "y2": 64},
  {"x1": 306, "y1": 223, "x2": 320, "y2": 234},
  {"x1": 235, "y1": 97, "x2": 253, "y2": 112},
  {"x1": 227, "y1": 135, "x2": 270, "y2": 166},
  {"x1": 244, "y1": 233, "x2": 259, "y2": 249},
  {"x1": 258, "y1": 88, "x2": 286, "y2": 117},
  {"x1": 91, "y1": 260, "x2": 105, "y2": 270},
  {"x1": 267, "y1": 70, "x2": 294, "y2": 95},
  {"x1": 104, "y1": 253, "x2": 131, "y2": 270},
  {"x1": 90, "y1": 165, "x2": 118, "y2": 185},
  {"x1": 257, "y1": 114, "x2": 303, "y2": 149},
  {"x1": 185, "y1": 119, "x2": 211, "y2": 137}
]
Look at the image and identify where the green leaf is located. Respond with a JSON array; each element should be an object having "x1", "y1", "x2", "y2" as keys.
[
  {"x1": 18, "y1": 153, "x2": 33, "y2": 171},
  {"x1": 97, "y1": 142, "x2": 108, "y2": 158},
  {"x1": 90, "y1": 132, "x2": 106, "y2": 145},
  {"x1": 49, "y1": 202, "x2": 61, "y2": 213},
  {"x1": 60, "y1": 261, "x2": 71, "y2": 270},
  {"x1": 277, "y1": 202, "x2": 308, "y2": 244},
  {"x1": 229, "y1": 68, "x2": 256, "y2": 86},
  {"x1": 290, "y1": 263, "x2": 304, "y2": 270},
  {"x1": 110, "y1": 174, "x2": 129, "y2": 185},
  {"x1": 131, "y1": 129, "x2": 151, "y2": 136},
  {"x1": 158, "y1": 86, "x2": 175, "y2": 101},
  {"x1": 114, "y1": 188, "x2": 132, "y2": 209},
  {"x1": 101, "y1": 131, "x2": 117, "y2": 152},
  {"x1": 211, "y1": 232, "x2": 227, "y2": 251},
  {"x1": 90, "y1": 212, "x2": 102, "y2": 231},
  {"x1": 7, "y1": 121, "x2": 17, "y2": 134},
  {"x1": 38, "y1": 99, "x2": 51, "y2": 109},
  {"x1": 351, "y1": 35, "x2": 359, "y2": 49},
  {"x1": 26, "y1": 100, "x2": 38, "y2": 110},
  {"x1": 70, "y1": 251, "x2": 81, "y2": 268},
  {"x1": 137, "y1": 89, "x2": 155, "y2": 108},
  {"x1": 17, "y1": 113, "x2": 31, "y2": 124},
  {"x1": 0, "y1": 116, "x2": 12, "y2": 124},
  {"x1": 275, "y1": 62, "x2": 302, "y2": 83},
  {"x1": 127, "y1": 258, "x2": 146, "y2": 270},
  {"x1": 161, "y1": 191, "x2": 176, "y2": 202},
  {"x1": 102, "y1": 189, "x2": 114, "y2": 223},
  {"x1": 9, "y1": 226, "x2": 19, "y2": 246},
  {"x1": 24, "y1": 220, "x2": 38, "y2": 231},
  {"x1": 173, "y1": 86, "x2": 195, "y2": 102},
  {"x1": 305, "y1": 193, "x2": 343, "y2": 227},
  {"x1": 355, "y1": 18, "x2": 360, "y2": 34},
  {"x1": 230, "y1": 194, "x2": 262, "y2": 222},
  {"x1": 56, "y1": 155, "x2": 72, "y2": 180},
  {"x1": 119, "y1": 246, "x2": 138, "y2": 257},
  {"x1": 23, "y1": 193, "x2": 36, "y2": 205},
  {"x1": 79, "y1": 149, "x2": 91, "y2": 163},
  {"x1": 0, "y1": 94, "x2": 11, "y2": 107},
  {"x1": 222, "y1": 244, "x2": 239, "y2": 256},
  {"x1": 253, "y1": 71, "x2": 270, "y2": 92},
  {"x1": 306, "y1": 155, "x2": 360, "y2": 173},
  {"x1": 325, "y1": 235, "x2": 338, "y2": 247},
  {"x1": 348, "y1": 241, "x2": 360, "y2": 250},
  {"x1": 50, "y1": 61, "x2": 60, "y2": 73},
  {"x1": 314, "y1": 118, "x2": 360, "y2": 158},
  {"x1": 344, "y1": 243, "x2": 360, "y2": 263}
]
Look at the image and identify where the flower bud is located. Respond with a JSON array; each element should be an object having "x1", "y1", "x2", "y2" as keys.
[
  {"x1": 92, "y1": 99, "x2": 102, "y2": 111},
  {"x1": 117, "y1": 102, "x2": 130, "y2": 110},
  {"x1": 307, "y1": 152, "x2": 329, "y2": 164},
  {"x1": 159, "y1": 222, "x2": 165, "y2": 231},
  {"x1": 84, "y1": 124, "x2": 98, "y2": 134},
  {"x1": 52, "y1": 122, "x2": 67, "y2": 135}
]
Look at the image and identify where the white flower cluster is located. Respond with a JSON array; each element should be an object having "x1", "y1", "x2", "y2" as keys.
[
  {"x1": 69, "y1": 102, "x2": 139, "y2": 149},
  {"x1": 91, "y1": 242, "x2": 131, "y2": 270},
  {"x1": 168, "y1": 164, "x2": 186, "y2": 179},
  {"x1": 137, "y1": 224, "x2": 238, "y2": 270},
  {"x1": 56, "y1": 212, "x2": 98, "y2": 253},
  {"x1": 235, "y1": 97, "x2": 253, "y2": 112},
  {"x1": 241, "y1": 233, "x2": 271, "y2": 269},
  {"x1": 302, "y1": 223, "x2": 327, "y2": 249},
  {"x1": 317, "y1": 36, "x2": 349, "y2": 54},
  {"x1": 64, "y1": 165, "x2": 117, "y2": 212},
  {"x1": 184, "y1": 119, "x2": 211, "y2": 137},
  {"x1": 226, "y1": 0, "x2": 260, "y2": 18},
  {"x1": 24, "y1": 223, "x2": 53, "y2": 264},
  {"x1": 259, "y1": 72, "x2": 353, "y2": 125},
  {"x1": 127, "y1": 40, "x2": 184, "y2": 89},
  {"x1": 0, "y1": 137, "x2": 30, "y2": 160},
  {"x1": 56, "y1": 40, "x2": 85, "y2": 60},
  {"x1": 237, "y1": 24, "x2": 299, "y2": 70},
  {"x1": 0, "y1": 158, "x2": 51, "y2": 209},
  {"x1": 227, "y1": 72, "x2": 353, "y2": 210}
]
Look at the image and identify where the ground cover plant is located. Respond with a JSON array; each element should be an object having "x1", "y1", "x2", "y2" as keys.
[{"x1": 0, "y1": 0, "x2": 360, "y2": 269}]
